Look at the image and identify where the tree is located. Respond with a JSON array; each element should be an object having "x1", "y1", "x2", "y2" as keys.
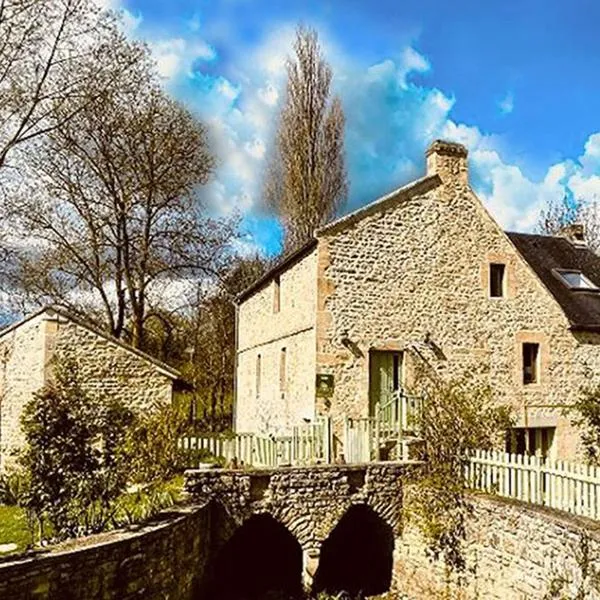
[
  {"x1": 0, "y1": 0, "x2": 126, "y2": 173},
  {"x1": 8, "y1": 31, "x2": 234, "y2": 350},
  {"x1": 177, "y1": 254, "x2": 269, "y2": 431},
  {"x1": 265, "y1": 25, "x2": 347, "y2": 252},
  {"x1": 406, "y1": 376, "x2": 512, "y2": 582},
  {"x1": 538, "y1": 194, "x2": 600, "y2": 252}
]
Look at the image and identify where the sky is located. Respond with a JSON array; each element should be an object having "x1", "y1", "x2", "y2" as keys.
[{"x1": 110, "y1": 0, "x2": 600, "y2": 255}]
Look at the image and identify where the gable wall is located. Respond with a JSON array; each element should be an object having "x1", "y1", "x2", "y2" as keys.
[
  {"x1": 0, "y1": 316, "x2": 46, "y2": 469},
  {"x1": 316, "y1": 179, "x2": 600, "y2": 459},
  {"x1": 0, "y1": 314, "x2": 173, "y2": 470},
  {"x1": 236, "y1": 250, "x2": 317, "y2": 434}
]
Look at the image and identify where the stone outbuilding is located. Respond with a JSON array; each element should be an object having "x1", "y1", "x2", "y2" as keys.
[
  {"x1": 234, "y1": 139, "x2": 600, "y2": 460},
  {"x1": 0, "y1": 306, "x2": 181, "y2": 469}
]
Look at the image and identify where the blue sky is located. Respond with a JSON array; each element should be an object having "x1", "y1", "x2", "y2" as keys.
[{"x1": 110, "y1": 0, "x2": 600, "y2": 255}]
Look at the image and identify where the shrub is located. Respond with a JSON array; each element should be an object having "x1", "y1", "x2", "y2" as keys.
[
  {"x1": 0, "y1": 470, "x2": 29, "y2": 506},
  {"x1": 20, "y1": 359, "x2": 134, "y2": 540},
  {"x1": 406, "y1": 376, "x2": 512, "y2": 577}
]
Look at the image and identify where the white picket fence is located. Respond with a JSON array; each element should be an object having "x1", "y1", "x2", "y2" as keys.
[
  {"x1": 179, "y1": 418, "x2": 332, "y2": 468},
  {"x1": 467, "y1": 449, "x2": 600, "y2": 520}
]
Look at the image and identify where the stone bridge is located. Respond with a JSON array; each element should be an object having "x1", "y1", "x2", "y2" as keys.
[{"x1": 184, "y1": 462, "x2": 414, "y2": 597}]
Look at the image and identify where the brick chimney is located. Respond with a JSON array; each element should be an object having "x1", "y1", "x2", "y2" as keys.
[{"x1": 426, "y1": 139, "x2": 469, "y2": 186}]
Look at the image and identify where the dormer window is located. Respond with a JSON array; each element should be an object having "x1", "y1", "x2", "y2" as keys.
[
  {"x1": 489, "y1": 263, "x2": 506, "y2": 298},
  {"x1": 553, "y1": 269, "x2": 599, "y2": 291}
]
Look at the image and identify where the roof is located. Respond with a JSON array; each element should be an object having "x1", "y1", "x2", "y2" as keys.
[
  {"x1": 237, "y1": 175, "x2": 442, "y2": 304},
  {"x1": 507, "y1": 232, "x2": 600, "y2": 331},
  {"x1": 0, "y1": 306, "x2": 182, "y2": 380},
  {"x1": 236, "y1": 238, "x2": 318, "y2": 303}
]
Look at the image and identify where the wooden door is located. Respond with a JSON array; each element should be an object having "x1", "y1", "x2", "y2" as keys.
[{"x1": 369, "y1": 351, "x2": 402, "y2": 416}]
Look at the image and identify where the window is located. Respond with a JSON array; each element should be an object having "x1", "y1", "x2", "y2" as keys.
[
  {"x1": 522, "y1": 342, "x2": 540, "y2": 385},
  {"x1": 554, "y1": 269, "x2": 599, "y2": 291},
  {"x1": 256, "y1": 354, "x2": 262, "y2": 398},
  {"x1": 279, "y1": 348, "x2": 287, "y2": 398},
  {"x1": 489, "y1": 263, "x2": 506, "y2": 298},
  {"x1": 273, "y1": 276, "x2": 281, "y2": 313}
]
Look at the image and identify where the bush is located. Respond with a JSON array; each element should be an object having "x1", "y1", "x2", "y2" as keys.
[
  {"x1": 406, "y1": 376, "x2": 512, "y2": 576},
  {"x1": 0, "y1": 470, "x2": 29, "y2": 506},
  {"x1": 20, "y1": 359, "x2": 134, "y2": 540},
  {"x1": 120, "y1": 400, "x2": 189, "y2": 485}
]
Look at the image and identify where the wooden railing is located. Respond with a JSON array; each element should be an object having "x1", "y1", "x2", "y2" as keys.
[
  {"x1": 180, "y1": 417, "x2": 332, "y2": 468},
  {"x1": 467, "y1": 449, "x2": 600, "y2": 520}
]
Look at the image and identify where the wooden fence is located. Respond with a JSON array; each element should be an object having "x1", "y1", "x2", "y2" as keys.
[
  {"x1": 467, "y1": 449, "x2": 600, "y2": 520},
  {"x1": 179, "y1": 417, "x2": 332, "y2": 468}
]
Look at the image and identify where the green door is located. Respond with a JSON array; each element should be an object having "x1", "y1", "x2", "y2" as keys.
[{"x1": 369, "y1": 351, "x2": 403, "y2": 416}]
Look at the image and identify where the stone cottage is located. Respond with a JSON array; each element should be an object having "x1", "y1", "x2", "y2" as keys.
[
  {"x1": 0, "y1": 306, "x2": 181, "y2": 469},
  {"x1": 234, "y1": 139, "x2": 600, "y2": 460}
]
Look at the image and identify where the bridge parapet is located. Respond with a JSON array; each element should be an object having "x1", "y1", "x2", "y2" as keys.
[{"x1": 184, "y1": 462, "x2": 419, "y2": 553}]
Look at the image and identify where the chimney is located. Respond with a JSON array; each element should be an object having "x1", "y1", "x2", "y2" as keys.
[
  {"x1": 426, "y1": 139, "x2": 469, "y2": 186},
  {"x1": 558, "y1": 223, "x2": 587, "y2": 247}
]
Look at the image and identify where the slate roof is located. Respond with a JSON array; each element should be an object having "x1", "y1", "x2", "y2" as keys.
[{"x1": 507, "y1": 232, "x2": 600, "y2": 331}]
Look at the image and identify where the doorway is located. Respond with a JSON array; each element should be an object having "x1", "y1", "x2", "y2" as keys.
[{"x1": 369, "y1": 350, "x2": 403, "y2": 416}]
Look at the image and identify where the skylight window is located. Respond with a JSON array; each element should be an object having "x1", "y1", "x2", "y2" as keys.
[{"x1": 554, "y1": 269, "x2": 599, "y2": 291}]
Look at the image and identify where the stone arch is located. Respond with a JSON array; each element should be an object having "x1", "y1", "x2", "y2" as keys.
[
  {"x1": 201, "y1": 511, "x2": 304, "y2": 600},
  {"x1": 312, "y1": 503, "x2": 395, "y2": 597}
]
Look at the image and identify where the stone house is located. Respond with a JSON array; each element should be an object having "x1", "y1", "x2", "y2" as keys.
[
  {"x1": 0, "y1": 306, "x2": 181, "y2": 469},
  {"x1": 234, "y1": 139, "x2": 600, "y2": 460}
]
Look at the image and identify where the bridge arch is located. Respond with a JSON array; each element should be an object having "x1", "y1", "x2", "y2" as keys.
[
  {"x1": 202, "y1": 511, "x2": 304, "y2": 600},
  {"x1": 313, "y1": 503, "x2": 395, "y2": 597}
]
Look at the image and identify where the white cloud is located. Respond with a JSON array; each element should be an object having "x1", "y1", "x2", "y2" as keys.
[
  {"x1": 498, "y1": 91, "x2": 514, "y2": 115},
  {"x1": 150, "y1": 38, "x2": 216, "y2": 79}
]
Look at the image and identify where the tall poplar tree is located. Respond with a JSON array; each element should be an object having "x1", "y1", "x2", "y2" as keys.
[{"x1": 265, "y1": 26, "x2": 348, "y2": 252}]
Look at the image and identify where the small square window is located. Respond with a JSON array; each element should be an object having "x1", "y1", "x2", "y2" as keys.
[
  {"x1": 489, "y1": 263, "x2": 506, "y2": 298},
  {"x1": 522, "y1": 343, "x2": 539, "y2": 385}
]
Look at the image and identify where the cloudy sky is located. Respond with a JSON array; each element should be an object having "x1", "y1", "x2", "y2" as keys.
[{"x1": 113, "y1": 0, "x2": 600, "y2": 255}]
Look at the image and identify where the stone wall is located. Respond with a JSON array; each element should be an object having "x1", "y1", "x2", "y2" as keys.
[
  {"x1": 396, "y1": 492, "x2": 600, "y2": 599},
  {"x1": 0, "y1": 310, "x2": 175, "y2": 469},
  {"x1": 48, "y1": 316, "x2": 174, "y2": 410},
  {"x1": 315, "y1": 144, "x2": 599, "y2": 459},
  {"x1": 236, "y1": 249, "x2": 318, "y2": 434},
  {"x1": 0, "y1": 504, "x2": 210, "y2": 600},
  {"x1": 0, "y1": 316, "x2": 46, "y2": 469}
]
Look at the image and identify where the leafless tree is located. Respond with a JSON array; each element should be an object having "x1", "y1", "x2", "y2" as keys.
[
  {"x1": 264, "y1": 25, "x2": 347, "y2": 252},
  {"x1": 8, "y1": 33, "x2": 234, "y2": 350},
  {"x1": 0, "y1": 0, "x2": 121, "y2": 173},
  {"x1": 538, "y1": 194, "x2": 600, "y2": 252}
]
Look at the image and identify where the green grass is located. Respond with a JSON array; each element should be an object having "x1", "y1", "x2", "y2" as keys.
[{"x1": 0, "y1": 505, "x2": 31, "y2": 555}]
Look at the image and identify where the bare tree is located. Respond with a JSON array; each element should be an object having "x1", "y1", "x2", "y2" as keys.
[
  {"x1": 265, "y1": 25, "x2": 347, "y2": 252},
  {"x1": 9, "y1": 33, "x2": 234, "y2": 350},
  {"x1": 0, "y1": 0, "x2": 122, "y2": 172},
  {"x1": 538, "y1": 194, "x2": 600, "y2": 252}
]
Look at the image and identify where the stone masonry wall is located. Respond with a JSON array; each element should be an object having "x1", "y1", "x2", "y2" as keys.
[
  {"x1": 0, "y1": 504, "x2": 210, "y2": 600},
  {"x1": 236, "y1": 249, "x2": 318, "y2": 434},
  {"x1": 49, "y1": 317, "x2": 174, "y2": 410},
  {"x1": 315, "y1": 148, "x2": 600, "y2": 459},
  {"x1": 396, "y1": 492, "x2": 600, "y2": 599},
  {"x1": 0, "y1": 316, "x2": 46, "y2": 469},
  {"x1": 0, "y1": 311, "x2": 174, "y2": 468}
]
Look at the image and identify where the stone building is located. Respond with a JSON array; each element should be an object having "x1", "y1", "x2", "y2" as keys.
[
  {"x1": 0, "y1": 306, "x2": 181, "y2": 469},
  {"x1": 235, "y1": 139, "x2": 600, "y2": 460}
]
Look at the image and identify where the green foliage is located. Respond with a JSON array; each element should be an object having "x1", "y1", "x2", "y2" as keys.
[
  {"x1": 121, "y1": 401, "x2": 189, "y2": 485},
  {"x1": 19, "y1": 358, "x2": 134, "y2": 540},
  {"x1": 543, "y1": 532, "x2": 600, "y2": 600},
  {"x1": 0, "y1": 470, "x2": 29, "y2": 506},
  {"x1": 407, "y1": 376, "x2": 513, "y2": 577},
  {"x1": 570, "y1": 389, "x2": 600, "y2": 465}
]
